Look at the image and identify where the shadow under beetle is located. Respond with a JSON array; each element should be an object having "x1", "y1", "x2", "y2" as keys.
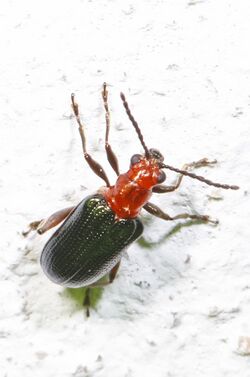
[{"x1": 24, "y1": 83, "x2": 239, "y2": 316}]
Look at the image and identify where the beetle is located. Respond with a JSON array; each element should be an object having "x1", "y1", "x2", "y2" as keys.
[{"x1": 24, "y1": 83, "x2": 239, "y2": 316}]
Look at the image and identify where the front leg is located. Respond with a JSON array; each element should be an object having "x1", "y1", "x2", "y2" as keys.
[
  {"x1": 153, "y1": 158, "x2": 217, "y2": 193},
  {"x1": 143, "y1": 201, "x2": 218, "y2": 224}
]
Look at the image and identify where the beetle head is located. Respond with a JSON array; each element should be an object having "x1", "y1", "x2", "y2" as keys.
[
  {"x1": 148, "y1": 148, "x2": 164, "y2": 162},
  {"x1": 130, "y1": 148, "x2": 166, "y2": 185}
]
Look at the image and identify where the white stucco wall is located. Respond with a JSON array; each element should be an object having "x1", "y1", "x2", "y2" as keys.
[{"x1": 0, "y1": 1, "x2": 249, "y2": 376}]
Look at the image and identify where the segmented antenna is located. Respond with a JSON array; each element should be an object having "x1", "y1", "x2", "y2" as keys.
[
  {"x1": 120, "y1": 92, "x2": 150, "y2": 158},
  {"x1": 160, "y1": 163, "x2": 239, "y2": 190}
]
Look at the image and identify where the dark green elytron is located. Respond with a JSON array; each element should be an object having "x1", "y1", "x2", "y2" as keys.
[{"x1": 40, "y1": 194, "x2": 143, "y2": 288}]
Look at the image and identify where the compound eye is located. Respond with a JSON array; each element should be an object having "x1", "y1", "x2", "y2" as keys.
[
  {"x1": 149, "y1": 148, "x2": 164, "y2": 162},
  {"x1": 157, "y1": 170, "x2": 166, "y2": 184},
  {"x1": 130, "y1": 154, "x2": 142, "y2": 166}
]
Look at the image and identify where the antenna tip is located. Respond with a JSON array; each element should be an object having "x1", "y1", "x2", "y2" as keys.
[
  {"x1": 120, "y1": 92, "x2": 125, "y2": 101},
  {"x1": 231, "y1": 185, "x2": 240, "y2": 190},
  {"x1": 71, "y1": 93, "x2": 76, "y2": 105}
]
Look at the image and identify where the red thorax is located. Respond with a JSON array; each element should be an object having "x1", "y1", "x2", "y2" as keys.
[{"x1": 102, "y1": 157, "x2": 162, "y2": 219}]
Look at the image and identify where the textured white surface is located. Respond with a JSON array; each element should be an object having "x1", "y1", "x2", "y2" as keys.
[{"x1": 0, "y1": 0, "x2": 249, "y2": 376}]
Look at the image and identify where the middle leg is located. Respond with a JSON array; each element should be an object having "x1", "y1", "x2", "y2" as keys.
[
  {"x1": 143, "y1": 201, "x2": 218, "y2": 224},
  {"x1": 23, "y1": 206, "x2": 75, "y2": 237}
]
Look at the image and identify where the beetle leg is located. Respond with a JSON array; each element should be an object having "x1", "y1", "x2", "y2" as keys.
[
  {"x1": 83, "y1": 288, "x2": 91, "y2": 317},
  {"x1": 102, "y1": 82, "x2": 120, "y2": 176},
  {"x1": 83, "y1": 261, "x2": 121, "y2": 317},
  {"x1": 108, "y1": 260, "x2": 121, "y2": 283},
  {"x1": 143, "y1": 201, "x2": 218, "y2": 224},
  {"x1": 88, "y1": 261, "x2": 121, "y2": 288},
  {"x1": 153, "y1": 158, "x2": 217, "y2": 193},
  {"x1": 22, "y1": 220, "x2": 43, "y2": 237},
  {"x1": 71, "y1": 93, "x2": 111, "y2": 187},
  {"x1": 23, "y1": 206, "x2": 75, "y2": 236}
]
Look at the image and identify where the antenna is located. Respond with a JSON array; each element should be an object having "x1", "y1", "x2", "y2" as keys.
[
  {"x1": 160, "y1": 163, "x2": 239, "y2": 190},
  {"x1": 120, "y1": 92, "x2": 150, "y2": 158}
]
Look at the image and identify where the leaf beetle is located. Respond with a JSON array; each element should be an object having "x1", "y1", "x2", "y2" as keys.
[{"x1": 24, "y1": 83, "x2": 239, "y2": 316}]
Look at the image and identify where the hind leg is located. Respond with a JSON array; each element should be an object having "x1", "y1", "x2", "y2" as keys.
[{"x1": 83, "y1": 261, "x2": 121, "y2": 317}]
